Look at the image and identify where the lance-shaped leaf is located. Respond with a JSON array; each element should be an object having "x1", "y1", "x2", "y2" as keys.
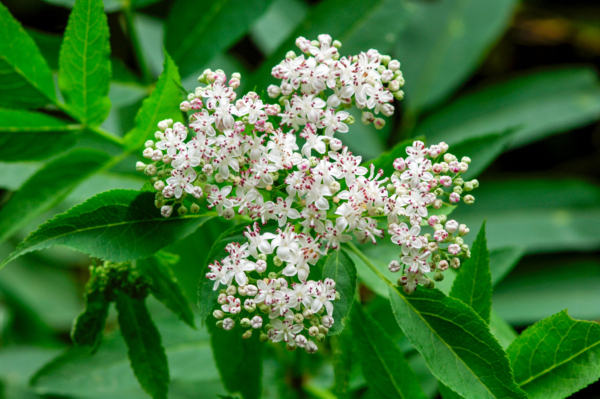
[
  {"x1": 0, "y1": 3, "x2": 57, "y2": 109},
  {"x1": 138, "y1": 253, "x2": 195, "y2": 328},
  {"x1": 59, "y1": 0, "x2": 112, "y2": 126},
  {"x1": 71, "y1": 288, "x2": 110, "y2": 353},
  {"x1": 165, "y1": 0, "x2": 274, "y2": 78},
  {"x1": 450, "y1": 221, "x2": 492, "y2": 324},
  {"x1": 508, "y1": 310, "x2": 600, "y2": 399},
  {"x1": 321, "y1": 249, "x2": 356, "y2": 335},
  {"x1": 2, "y1": 189, "x2": 215, "y2": 268},
  {"x1": 447, "y1": 131, "x2": 514, "y2": 180},
  {"x1": 331, "y1": 325, "x2": 353, "y2": 399},
  {"x1": 0, "y1": 108, "x2": 82, "y2": 162},
  {"x1": 388, "y1": 286, "x2": 527, "y2": 399},
  {"x1": 209, "y1": 320, "x2": 263, "y2": 399},
  {"x1": 124, "y1": 52, "x2": 183, "y2": 150},
  {"x1": 0, "y1": 149, "x2": 111, "y2": 244},
  {"x1": 197, "y1": 223, "x2": 250, "y2": 325},
  {"x1": 351, "y1": 304, "x2": 428, "y2": 399},
  {"x1": 116, "y1": 292, "x2": 169, "y2": 399}
]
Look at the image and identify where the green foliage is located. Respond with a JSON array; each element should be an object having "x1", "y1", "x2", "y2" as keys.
[
  {"x1": 124, "y1": 52, "x2": 183, "y2": 150},
  {"x1": 71, "y1": 288, "x2": 110, "y2": 352},
  {"x1": 394, "y1": 0, "x2": 518, "y2": 115},
  {"x1": 0, "y1": 149, "x2": 111, "y2": 243},
  {"x1": 365, "y1": 136, "x2": 420, "y2": 177},
  {"x1": 116, "y1": 292, "x2": 170, "y2": 399},
  {"x1": 415, "y1": 67, "x2": 600, "y2": 148},
  {"x1": 2, "y1": 190, "x2": 215, "y2": 268},
  {"x1": 0, "y1": 2, "x2": 57, "y2": 109},
  {"x1": 450, "y1": 221, "x2": 492, "y2": 323},
  {"x1": 331, "y1": 326, "x2": 353, "y2": 399},
  {"x1": 59, "y1": 0, "x2": 112, "y2": 126},
  {"x1": 209, "y1": 321, "x2": 263, "y2": 399},
  {"x1": 320, "y1": 249, "x2": 357, "y2": 335},
  {"x1": 351, "y1": 304, "x2": 428, "y2": 399},
  {"x1": 165, "y1": 0, "x2": 275, "y2": 78},
  {"x1": 388, "y1": 286, "x2": 527, "y2": 399},
  {"x1": 138, "y1": 253, "x2": 195, "y2": 328},
  {"x1": 508, "y1": 310, "x2": 600, "y2": 399}
]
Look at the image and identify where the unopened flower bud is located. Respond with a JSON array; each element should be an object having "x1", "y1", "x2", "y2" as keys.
[
  {"x1": 438, "y1": 260, "x2": 449, "y2": 271},
  {"x1": 218, "y1": 293, "x2": 228, "y2": 305},
  {"x1": 443, "y1": 153, "x2": 456, "y2": 163},
  {"x1": 226, "y1": 285, "x2": 237, "y2": 296},
  {"x1": 303, "y1": 309, "x2": 314, "y2": 318},
  {"x1": 433, "y1": 199, "x2": 443, "y2": 209},
  {"x1": 154, "y1": 180, "x2": 165, "y2": 192},
  {"x1": 388, "y1": 260, "x2": 401, "y2": 273},
  {"x1": 255, "y1": 259, "x2": 267, "y2": 273},
  {"x1": 259, "y1": 332, "x2": 269, "y2": 343},
  {"x1": 458, "y1": 224, "x2": 469, "y2": 236},
  {"x1": 157, "y1": 119, "x2": 172, "y2": 131},
  {"x1": 192, "y1": 201, "x2": 201, "y2": 213},
  {"x1": 445, "y1": 220, "x2": 458, "y2": 233},
  {"x1": 295, "y1": 334, "x2": 307, "y2": 348},
  {"x1": 286, "y1": 342, "x2": 297, "y2": 351},
  {"x1": 434, "y1": 270, "x2": 444, "y2": 282},
  {"x1": 308, "y1": 326, "x2": 319, "y2": 337},
  {"x1": 388, "y1": 80, "x2": 400, "y2": 92},
  {"x1": 180, "y1": 101, "x2": 192, "y2": 112},
  {"x1": 222, "y1": 208, "x2": 235, "y2": 220},
  {"x1": 273, "y1": 256, "x2": 283, "y2": 267},
  {"x1": 329, "y1": 138, "x2": 343, "y2": 151},
  {"x1": 449, "y1": 192, "x2": 461, "y2": 203},
  {"x1": 305, "y1": 340, "x2": 318, "y2": 354},
  {"x1": 213, "y1": 310, "x2": 224, "y2": 319},
  {"x1": 393, "y1": 90, "x2": 405, "y2": 101},
  {"x1": 223, "y1": 318, "x2": 235, "y2": 331},
  {"x1": 448, "y1": 244, "x2": 461, "y2": 255},
  {"x1": 177, "y1": 205, "x2": 188, "y2": 216},
  {"x1": 241, "y1": 330, "x2": 252, "y2": 339},
  {"x1": 427, "y1": 242, "x2": 439, "y2": 252},
  {"x1": 161, "y1": 205, "x2": 173, "y2": 218},
  {"x1": 374, "y1": 118, "x2": 385, "y2": 130},
  {"x1": 294, "y1": 313, "x2": 304, "y2": 324},
  {"x1": 451, "y1": 258, "x2": 461, "y2": 269},
  {"x1": 463, "y1": 195, "x2": 475, "y2": 204},
  {"x1": 259, "y1": 304, "x2": 271, "y2": 314},
  {"x1": 316, "y1": 333, "x2": 326, "y2": 342},
  {"x1": 240, "y1": 318, "x2": 251, "y2": 328},
  {"x1": 216, "y1": 320, "x2": 224, "y2": 329},
  {"x1": 214, "y1": 173, "x2": 224, "y2": 183},
  {"x1": 142, "y1": 147, "x2": 154, "y2": 159},
  {"x1": 251, "y1": 316, "x2": 262, "y2": 329},
  {"x1": 322, "y1": 315, "x2": 334, "y2": 328},
  {"x1": 388, "y1": 59, "x2": 401, "y2": 71}
]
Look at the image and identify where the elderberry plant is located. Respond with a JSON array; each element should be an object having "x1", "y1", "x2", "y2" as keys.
[{"x1": 135, "y1": 35, "x2": 478, "y2": 352}]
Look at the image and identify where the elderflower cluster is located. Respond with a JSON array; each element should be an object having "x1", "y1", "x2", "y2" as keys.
[{"x1": 136, "y1": 34, "x2": 478, "y2": 353}]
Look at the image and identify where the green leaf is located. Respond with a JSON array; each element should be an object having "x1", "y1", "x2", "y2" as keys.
[
  {"x1": 351, "y1": 304, "x2": 428, "y2": 399},
  {"x1": 490, "y1": 309, "x2": 517, "y2": 350},
  {"x1": 165, "y1": 0, "x2": 275, "y2": 78},
  {"x1": 124, "y1": 52, "x2": 183, "y2": 150},
  {"x1": 138, "y1": 253, "x2": 195, "y2": 328},
  {"x1": 489, "y1": 246, "x2": 524, "y2": 287},
  {"x1": 71, "y1": 288, "x2": 110, "y2": 352},
  {"x1": 414, "y1": 68, "x2": 600, "y2": 148},
  {"x1": 0, "y1": 3, "x2": 57, "y2": 109},
  {"x1": 364, "y1": 136, "x2": 421, "y2": 178},
  {"x1": 42, "y1": 0, "x2": 124, "y2": 12},
  {"x1": 388, "y1": 286, "x2": 527, "y2": 399},
  {"x1": 508, "y1": 310, "x2": 600, "y2": 399},
  {"x1": 447, "y1": 131, "x2": 514, "y2": 180},
  {"x1": 321, "y1": 249, "x2": 356, "y2": 335},
  {"x1": 449, "y1": 221, "x2": 492, "y2": 324},
  {"x1": 452, "y1": 178, "x2": 600, "y2": 252},
  {"x1": 32, "y1": 309, "x2": 223, "y2": 398},
  {"x1": 439, "y1": 383, "x2": 464, "y2": 399},
  {"x1": 331, "y1": 326, "x2": 353, "y2": 399},
  {"x1": 2, "y1": 189, "x2": 215, "y2": 268},
  {"x1": 27, "y1": 29, "x2": 62, "y2": 70},
  {"x1": 116, "y1": 292, "x2": 169, "y2": 399},
  {"x1": 209, "y1": 320, "x2": 263, "y2": 399},
  {"x1": 393, "y1": 0, "x2": 517, "y2": 115},
  {"x1": 0, "y1": 108, "x2": 82, "y2": 162},
  {"x1": 197, "y1": 223, "x2": 250, "y2": 325},
  {"x1": 0, "y1": 148, "x2": 110, "y2": 243},
  {"x1": 59, "y1": 0, "x2": 112, "y2": 126}
]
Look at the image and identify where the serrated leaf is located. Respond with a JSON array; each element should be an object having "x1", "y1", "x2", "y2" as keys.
[
  {"x1": 208, "y1": 320, "x2": 263, "y2": 399},
  {"x1": 165, "y1": 0, "x2": 275, "y2": 78},
  {"x1": 0, "y1": 108, "x2": 82, "y2": 162},
  {"x1": 321, "y1": 249, "x2": 356, "y2": 335},
  {"x1": 59, "y1": 0, "x2": 112, "y2": 126},
  {"x1": 351, "y1": 304, "x2": 428, "y2": 399},
  {"x1": 0, "y1": 148, "x2": 110, "y2": 243},
  {"x1": 116, "y1": 292, "x2": 169, "y2": 399},
  {"x1": 138, "y1": 253, "x2": 195, "y2": 328},
  {"x1": 124, "y1": 52, "x2": 183, "y2": 150},
  {"x1": 2, "y1": 189, "x2": 215, "y2": 268},
  {"x1": 508, "y1": 310, "x2": 600, "y2": 399},
  {"x1": 388, "y1": 286, "x2": 527, "y2": 399},
  {"x1": 71, "y1": 288, "x2": 110, "y2": 352},
  {"x1": 415, "y1": 67, "x2": 600, "y2": 148},
  {"x1": 0, "y1": 3, "x2": 57, "y2": 109},
  {"x1": 450, "y1": 221, "x2": 492, "y2": 324},
  {"x1": 394, "y1": 0, "x2": 517, "y2": 114}
]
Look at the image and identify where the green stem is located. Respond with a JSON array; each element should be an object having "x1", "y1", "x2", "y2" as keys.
[
  {"x1": 303, "y1": 382, "x2": 337, "y2": 399},
  {"x1": 122, "y1": 1, "x2": 153, "y2": 84},
  {"x1": 345, "y1": 242, "x2": 393, "y2": 286}
]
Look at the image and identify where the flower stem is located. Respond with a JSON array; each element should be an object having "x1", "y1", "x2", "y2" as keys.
[{"x1": 303, "y1": 382, "x2": 337, "y2": 399}]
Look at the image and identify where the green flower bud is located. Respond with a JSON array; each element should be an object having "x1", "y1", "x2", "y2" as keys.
[
  {"x1": 190, "y1": 203, "x2": 200, "y2": 213},
  {"x1": 434, "y1": 270, "x2": 444, "y2": 282},
  {"x1": 286, "y1": 342, "x2": 297, "y2": 351},
  {"x1": 240, "y1": 318, "x2": 251, "y2": 328},
  {"x1": 242, "y1": 330, "x2": 253, "y2": 339},
  {"x1": 273, "y1": 256, "x2": 283, "y2": 267},
  {"x1": 316, "y1": 333, "x2": 326, "y2": 342},
  {"x1": 259, "y1": 332, "x2": 269, "y2": 343},
  {"x1": 454, "y1": 177, "x2": 464, "y2": 186},
  {"x1": 257, "y1": 254, "x2": 267, "y2": 261},
  {"x1": 216, "y1": 320, "x2": 224, "y2": 329},
  {"x1": 294, "y1": 313, "x2": 304, "y2": 324},
  {"x1": 177, "y1": 206, "x2": 188, "y2": 216}
]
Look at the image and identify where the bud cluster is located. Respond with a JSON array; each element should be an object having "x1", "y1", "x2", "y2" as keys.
[
  {"x1": 87, "y1": 261, "x2": 150, "y2": 301},
  {"x1": 135, "y1": 35, "x2": 478, "y2": 351}
]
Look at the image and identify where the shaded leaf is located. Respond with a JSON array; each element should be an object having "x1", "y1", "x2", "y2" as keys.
[
  {"x1": 489, "y1": 246, "x2": 524, "y2": 287},
  {"x1": 165, "y1": 0, "x2": 275, "y2": 78},
  {"x1": 321, "y1": 249, "x2": 356, "y2": 335},
  {"x1": 394, "y1": 0, "x2": 517, "y2": 114},
  {"x1": 351, "y1": 304, "x2": 428, "y2": 399},
  {"x1": 0, "y1": 108, "x2": 82, "y2": 162},
  {"x1": 42, "y1": 0, "x2": 123, "y2": 12},
  {"x1": 331, "y1": 326, "x2": 353, "y2": 399},
  {"x1": 490, "y1": 309, "x2": 517, "y2": 350},
  {"x1": 116, "y1": 292, "x2": 169, "y2": 399},
  {"x1": 71, "y1": 289, "x2": 110, "y2": 352},
  {"x1": 59, "y1": 0, "x2": 112, "y2": 126},
  {"x1": 0, "y1": 148, "x2": 110, "y2": 243},
  {"x1": 124, "y1": 52, "x2": 183, "y2": 150},
  {"x1": 0, "y1": 3, "x2": 57, "y2": 109},
  {"x1": 447, "y1": 131, "x2": 514, "y2": 180},
  {"x1": 450, "y1": 221, "x2": 492, "y2": 323},
  {"x1": 388, "y1": 286, "x2": 527, "y2": 399},
  {"x1": 2, "y1": 189, "x2": 215, "y2": 268},
  {"x1": 415, "y1": 68, "x2": 600, "y2": 148},
  {"x1": 138, "y1": 253, "x2": 195, "y2": 328},
  {"x1": 508, "y1": 310, "x2": 600, "y2": 399},
  {"x1": 209, "y1": 320, "x2": 263, "y2": 399}
]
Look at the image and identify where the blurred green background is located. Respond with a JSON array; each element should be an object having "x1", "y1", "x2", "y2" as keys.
[{"x1": 1, "y1": 0, "x2": 600, "y2": 398}]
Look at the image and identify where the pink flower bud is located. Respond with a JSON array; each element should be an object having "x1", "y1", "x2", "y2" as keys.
[
  {"x1": 448, "y1": 244, "x2": 461, "y2": 255},
  {"x1": 440, "y1": 176, "x2": 452, "y2": 187},
  {"x1": 434, "y1": 229, "x2": 448, "y2": 242},
  {"x1": 388, "y1": 260, "x2": 401, "y2": 273},
  {"x1": 438, "y1": 260, "x2": 449, "y2": 271},
  {"x1": 180, "y1": 101, "x2": 191, "y2": 112},
  {"x1": 393, "y1": 158, "x2": 406, "y2": 171},
  {"x1": 428, "y1": 145, "x2": 441, "y2": 157},
  {"x1": 428, "y1": 216, "x2": 440, "y2": 227},
  {"x1": 445, "y1": 220, "x2": 459, "y2": 233},
  {"x1": 449, "y1": 192, "x2": 461, "y2": 203}
]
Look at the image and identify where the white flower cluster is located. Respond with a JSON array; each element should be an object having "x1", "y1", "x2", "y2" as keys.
[{"x1": 136, "y1": 35, "x2": 478, "y2": 353}]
